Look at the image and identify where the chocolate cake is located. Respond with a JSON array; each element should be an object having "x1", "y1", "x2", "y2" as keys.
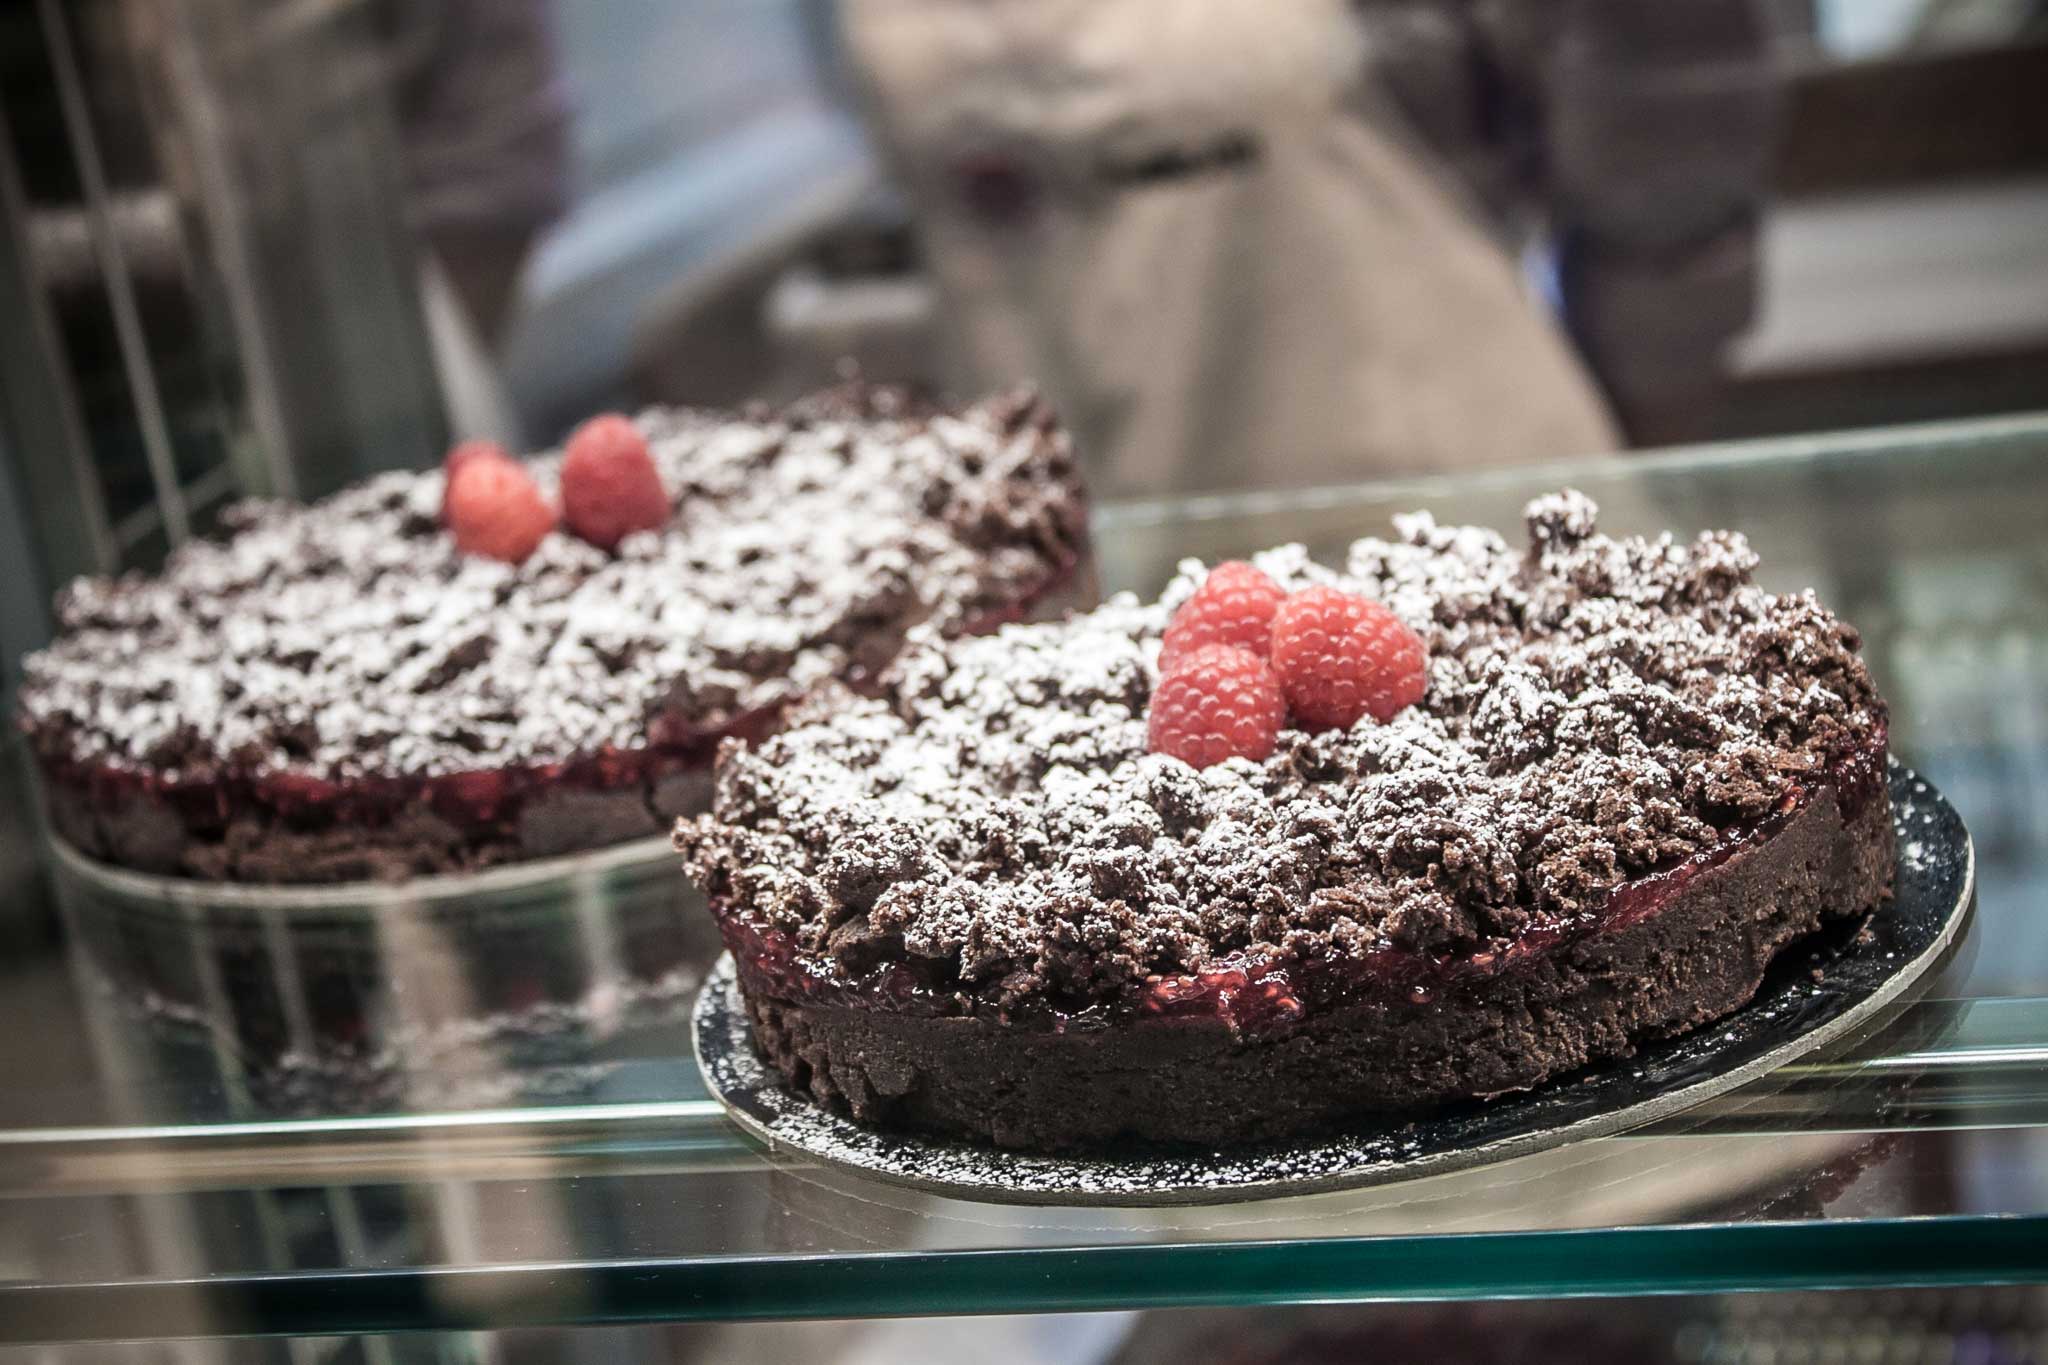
[
  {"x1": 676, "y1": 492, "x2": 1893, "y2": 1150},
  {"x1": 18, "y1": 384, "x2": 1088, "y2": 882}
]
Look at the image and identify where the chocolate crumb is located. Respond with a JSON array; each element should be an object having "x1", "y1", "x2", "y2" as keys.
[{"x1": 677, "y1": 492, "x2": 1886, "y2": 1017}]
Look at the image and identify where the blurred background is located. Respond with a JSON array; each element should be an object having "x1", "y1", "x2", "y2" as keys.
[
  {"x1": 0, "y1": 2, "x2": 2046, "y2": 1359},
  {"x1": 1, "y1": 0, "x2": 2045, "y2": 586}
]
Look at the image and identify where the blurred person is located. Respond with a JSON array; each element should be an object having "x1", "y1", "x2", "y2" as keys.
[{"x1": 831, "y1": 0, "x2": 1777, "y2": 494}]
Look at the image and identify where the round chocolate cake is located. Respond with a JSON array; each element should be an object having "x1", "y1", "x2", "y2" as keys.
[
  {"x1": 675, "y1": 492, "x2": 1893, "y2": 1150},
  {"x1": 18, "y1": 384, "x2": 1088, "y2": 882}
]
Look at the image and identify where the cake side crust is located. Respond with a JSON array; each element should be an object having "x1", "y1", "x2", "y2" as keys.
[{"x1": 734, "y1": 781, "x2": 1894, "y2": 1149}]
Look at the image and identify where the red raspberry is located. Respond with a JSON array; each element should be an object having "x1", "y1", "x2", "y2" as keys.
[
  {"x1": 560, "y1": 413, "x2": 669, "y2": 550},
  {"x1": 439, "y1": 439, "x2": 508, "y2": 523},
  {"x1": 1160, "y1": 560, "x2": 1286, "y2": 669},
  {"x1": 445, "y1": 453, "x2": 557, "y2": 564},
  {"x1": 1147, "y1": 644, "x2": 1286, "y2": 769},
  {"x1": 1268, "y1": 585, "x2": 1427, "y2": 729}
]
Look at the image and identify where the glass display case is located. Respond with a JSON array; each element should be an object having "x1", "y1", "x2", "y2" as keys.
[{"x1": 2, "y1": 410, "x2": 2046, "y2": 1345}]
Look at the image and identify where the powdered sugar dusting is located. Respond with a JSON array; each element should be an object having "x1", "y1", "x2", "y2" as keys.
[
  {"x1": 18, "y1": 385, "x2": 1086, "y2": 782},
  {"x1": 678, "y1": 491, "x2": 1886, "y2": 1017}
]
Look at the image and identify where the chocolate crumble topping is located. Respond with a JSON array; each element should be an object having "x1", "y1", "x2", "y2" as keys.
[
  {"x1": 18, "y1": 383, "x2": 1086, "y2": 784},
  {"x1": 676, "y1": 491, "x2": 1886, "y2": 1016}
]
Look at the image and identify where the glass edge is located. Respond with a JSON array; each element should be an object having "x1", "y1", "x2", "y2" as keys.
[
  {"x1": 1092, "y1": 410, "x2": 2048, "y2": 532},
  {"x1": 4, "y1": 997, "x2": 2045, "y2": 1193},
  {"x1": 5, "y1": 1214, "x2": 2047, "y2": 1341},
  {"x1": 45, "y1": 825, "x2": 682, "y2": 911}
]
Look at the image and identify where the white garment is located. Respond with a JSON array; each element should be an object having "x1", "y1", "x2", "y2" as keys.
[{"x1": 841, "y1": 0, "x2": 1618, "y2": 497}]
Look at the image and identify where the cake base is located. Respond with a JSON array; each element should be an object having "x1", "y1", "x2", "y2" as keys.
[{"x1": 692, "y1": 761, "x2": 1971, "y2": 1203}]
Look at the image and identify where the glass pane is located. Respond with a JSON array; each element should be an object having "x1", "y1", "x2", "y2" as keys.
[{"x1": 2, "y1": 415, "x2": 2047, "y2": 1335}]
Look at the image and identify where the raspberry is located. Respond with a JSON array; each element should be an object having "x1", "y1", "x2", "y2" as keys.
[
  {"x1": 445, "y1": 453, "x2": 557, "y2": 564},
  {"x1": 1160, "y1": 560, "x2": 1285, "y2": 668},
  {"x1": 438, "y1": 439, "x2": 508, "y2": 523},
  {"x1": 1268, "y1": 585, "x2": 1427, "y2": 729},
  {"x1": 560, "y1": 413, "x2": 669, "y2": 550},
  {"x1": 1147, "y1": 644, "x2": 1286, "y2": 769}
]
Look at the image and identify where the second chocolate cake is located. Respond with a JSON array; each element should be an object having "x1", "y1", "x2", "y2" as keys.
[
  {"x1": 676, "y1": 492, "x2": 1894, "y2": 1151},
  {"x1": 19, "y1": 383, "x2": 1088, "y2": 882}
]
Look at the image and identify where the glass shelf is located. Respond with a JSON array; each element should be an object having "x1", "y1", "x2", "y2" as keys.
[{"x1": 3, "y1": 412, "x2": 2047, "y2": 1342}]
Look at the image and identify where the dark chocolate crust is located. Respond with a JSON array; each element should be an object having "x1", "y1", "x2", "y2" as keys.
[
  {"x1": 738, "y1": 780, "x2": 1893, "y2": 1149},
  {"x1": 679, "y1": 491, "x2": 1895, "y2": 1150},
  {"x1": 20, "y1": 382, "x2": 1089, "y2": 882}
]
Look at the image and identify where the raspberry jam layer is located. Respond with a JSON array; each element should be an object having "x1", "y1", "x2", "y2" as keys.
[
  {"x1": 43, "y1": 705, "x2": 776, "y2": 842},
  {"x1": 41, "y1": 553, "x2": 1085, "y2": 852},
  {"x1": 721, "y1": 728, "x2": 1888, "y2": 1041}
]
